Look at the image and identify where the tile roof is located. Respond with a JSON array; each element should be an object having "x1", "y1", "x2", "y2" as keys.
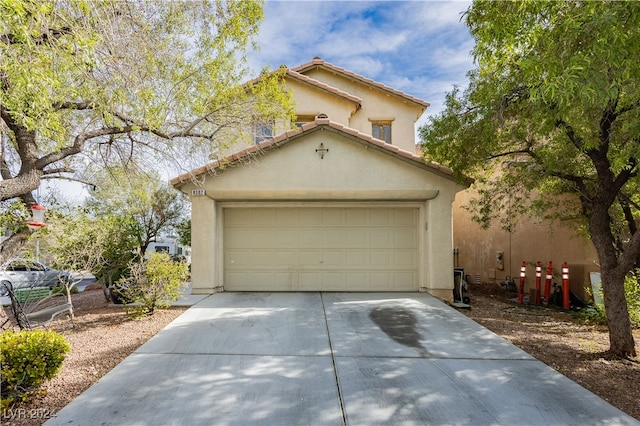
[
  {"x1": 170, "y1": 118, "x2": 459, "y2": 187},
  {"x1": 292, "y1": 57, "x2": 430, "y2": 109},
  {"x1": 285, "y1": 69, "x2": 363, "y2": 106}
]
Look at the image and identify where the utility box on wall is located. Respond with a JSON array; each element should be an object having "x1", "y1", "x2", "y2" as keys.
[{"x1": 496, "y1": 251, "x2": 504, "y2": 270}]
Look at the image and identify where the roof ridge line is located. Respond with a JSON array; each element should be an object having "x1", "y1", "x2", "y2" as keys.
[{"x1": 291, "y1": 57, "x2": 430, "y2": 108}]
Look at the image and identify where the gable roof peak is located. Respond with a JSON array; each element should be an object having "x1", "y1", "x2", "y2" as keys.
[{"x1": 292, "y1": 58, "x2": 430, "y2": 109}]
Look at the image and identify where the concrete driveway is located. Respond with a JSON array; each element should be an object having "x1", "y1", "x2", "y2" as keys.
[{"x1": 47, "y1": 292, "x2": 636, "y2": 425}]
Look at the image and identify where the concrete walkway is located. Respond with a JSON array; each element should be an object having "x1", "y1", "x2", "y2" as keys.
[{"x1": 46, "y1": 292, "x2": 637, "y2": 425}]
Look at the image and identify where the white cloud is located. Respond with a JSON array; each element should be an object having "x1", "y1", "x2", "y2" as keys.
[{"x1": 250, "y1": 0, "x2": 476, "y2": 120}]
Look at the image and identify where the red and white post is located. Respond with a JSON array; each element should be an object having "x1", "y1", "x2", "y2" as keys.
[
  {"x1": 543, "y1": 261, "x2": 553, "y2": 306},
  {"x1": 562, "y1": 262, "x2": 570, "y2": 310},
  {"x1": 518, "y1": 261, "x2": 526, "y2": 304},
  {"x1": 535, "y1": 261, "x2": 542, "y2": 305}
]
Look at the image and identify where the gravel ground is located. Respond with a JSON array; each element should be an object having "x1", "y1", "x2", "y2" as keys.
[
  {"x1": 1, "y1": 288, "x2": 187, "y2": 426},
  {"x1": 2, "y1": 285, "x2": 639, "y2": 424}
]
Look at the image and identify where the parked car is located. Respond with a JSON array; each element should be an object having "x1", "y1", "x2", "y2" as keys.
[{"x1": 0, "y1": 258, "x2": 70, "y2": 296}]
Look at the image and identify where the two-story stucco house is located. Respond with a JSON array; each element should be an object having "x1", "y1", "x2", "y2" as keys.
[{"x1": 171, "y1": 58, "x2": 468, "y2": 300}]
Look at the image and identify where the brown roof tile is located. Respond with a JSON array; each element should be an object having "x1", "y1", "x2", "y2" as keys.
[{"x1": 285, "y1": 70, "x2": 362, "y2": 106}]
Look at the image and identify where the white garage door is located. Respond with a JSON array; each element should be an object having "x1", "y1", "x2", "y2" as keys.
[{"x1": 224, "y1": 206, "x2": 419, "y2": 291}]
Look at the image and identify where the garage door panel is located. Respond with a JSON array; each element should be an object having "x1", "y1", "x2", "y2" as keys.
[
  {"x1": 346, "y1": 229, "x2": 368, "y2": 246},
  {"x1": 322, "y1": 209, "x2": 346, "y2": 225},
  {"x1": 395, "y1": 250, "x2": 417, "y2": 267},
  {"x1": 224, "y1": 207, "x2": 419, "y2": 291},
  {"x1": 251, "y1": 208, "x2": 276, "y2": 226},
  {"x1": 370, "y1": 251, "x2": 393, "y2": 267},
  {"x1": 323, "y1": 250, "x2": 346, "y2": 266},
  {"x1": 299, "y1": 272, "x2": 321, "y2": 290},
  {"x1": 275, "y1": 209, "x2": 299, "y2": 226},
  {"x1": 322, "y1": 273, "x2": 347, "y2": 291},
  {"x1": 225, "y1": 250, "x2": 253, "y2": 265},
  {"x1": 323, "y1": 229, "x2": 345, "y2": 245},
  {"x1": 226, "y1": 228, "x2": 273, "y2": 248},
  {"x1": 394, "y1": 208, "x2": 416, "y2": 225},
  {"x1": 370, "y1": 229, "x2": 391, "y2": 248},
  {"x1": 394, "y1": 272, "x2": 417, "y2": 290},
  {"x1": 346, "y1": 209, "x2": 366, "y2": 225},
  {"x1": 299, "y1": 209, "x2": 322, "y2": 224},
  {"x1": 346, "y1": 250, "x2": 368, "y2": 266},
  {"x1": 252, "y1": 272, "x2": 293, "y2": 291},
  {"x1": 394, "y1": 229, "x2": 417, "y2": 248},
  {"x1": 370, "y1": 272, "x2": 392, "y2": 290},
  {"x1": 346, "y1": 272, "x2": 367, "y2": 287},
  {"x1": 299, "y1": 229, "x2": 322, "y2": 246},
  {"x1": 224, "y1": 209, "x2": 253, "y2": 226},
  {"x1": 275, "y1": 229, "x2": 299, "y2": 247},
  {"x1": 299, "y1": 250, "x2": 322, "y2": 266},
  {"x1": 273, "y1": 250, "x2": 298, "y2": 264}
]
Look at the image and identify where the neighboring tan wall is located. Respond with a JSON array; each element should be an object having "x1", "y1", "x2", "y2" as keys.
[
  {"x1": 453, "y1": 190, "x2": 599, "y2": 301},
  {"x1": 301, "y1": 68, "x2": 424, "y2": 152}
]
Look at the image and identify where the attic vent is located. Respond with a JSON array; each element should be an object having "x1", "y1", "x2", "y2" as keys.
[
  {"x1": 316, "y1": 113, "x2": 328, "y2": 119},
  {"x1": 191, "y1": 189, "x2": 206, "y2": 196}
]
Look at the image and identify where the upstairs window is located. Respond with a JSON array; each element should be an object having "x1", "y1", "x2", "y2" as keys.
[
  {"x1": 372, "y1": 120, "x2": 392, "y2": 144},
  {"x1": 254, "y1": 121, "x2": 274, "y2": 144}
]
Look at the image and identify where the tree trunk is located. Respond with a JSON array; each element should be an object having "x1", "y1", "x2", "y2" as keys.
[
  {"x1": 589, "y1": 203, "x2": 637, "y2": 358},
  {"x1": 600, "y1": 269, "x2": 636, "y2": 357},
  {"x1": 0, "y1": 231, "x2": 31, "y2": 264}
]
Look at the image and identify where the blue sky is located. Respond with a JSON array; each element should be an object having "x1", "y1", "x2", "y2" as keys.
[{"x1": 248, "y1": 0, "x2": 475, "y2": 128}]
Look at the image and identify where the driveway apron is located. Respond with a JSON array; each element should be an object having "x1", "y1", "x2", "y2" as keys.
[{"x1": 46, "y1": 292, "x2": 637, "y2": 426}]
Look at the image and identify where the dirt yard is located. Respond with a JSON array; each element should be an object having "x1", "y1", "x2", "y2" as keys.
[{"x1": 2, "y1": 285, "x2": 639, "y2": 424}]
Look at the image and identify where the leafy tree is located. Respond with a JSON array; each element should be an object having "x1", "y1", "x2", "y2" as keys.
[
  {"x1": 176, "y1": 219, "x2": 191, "y2": 248},
  {"x1": 420, "y1": 1, "x2": 639, "y2": 357},
  {"x1": 1, "y1": 0, "x2": 294, "y2": 258},
  {"x1": 46, "y1": 209, "x2": 139, "y2": 300},
  {"x1": 85, "y1": 167, "x2": 186, "y2": 254}
]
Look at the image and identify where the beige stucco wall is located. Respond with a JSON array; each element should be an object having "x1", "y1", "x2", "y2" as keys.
[
  {"x1": 453, "y1": 190, "x2": 599, "y2": 301},
  {"x1": 286, "y1": 79, "x2": 357, "y2": 125},
  {"x1": 301, "y1": 68, "x2": 424, "y2": 152},
  {"x1": 189, "y1": 195, "x2": 219, "y2": 292},
  {"x1": 184, "y1": 129, "x2": 462, "y2": 300}
]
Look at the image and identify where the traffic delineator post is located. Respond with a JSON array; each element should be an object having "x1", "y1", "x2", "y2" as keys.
[
  {"x1": 535, "y1": 261, "x2": 542, "y2": 305},
  {"x1": 562, "y1": 262, "x2": 570, "y2": 310},
  {"x1": 543, "y1": 261, "x2": 553, "y2": 306},
  {"x1": 518, "y1": 261, "x2": 526, "y2": 304}
]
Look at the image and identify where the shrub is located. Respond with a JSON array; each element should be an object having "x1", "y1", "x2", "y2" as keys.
[
  {"x1": 117, "y1": 252, "x2": 189, "y2": 318},
  {"x1": 1, "y1": 330, "x2": 70, "y2": 408},
  {"x1": 579, "y1": 269, "x2": 640, "y2": 328}
]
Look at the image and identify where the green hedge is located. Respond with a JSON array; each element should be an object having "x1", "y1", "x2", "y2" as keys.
[{"x1": 1, "y1": 329, "x2": 70, "y2": 408}]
